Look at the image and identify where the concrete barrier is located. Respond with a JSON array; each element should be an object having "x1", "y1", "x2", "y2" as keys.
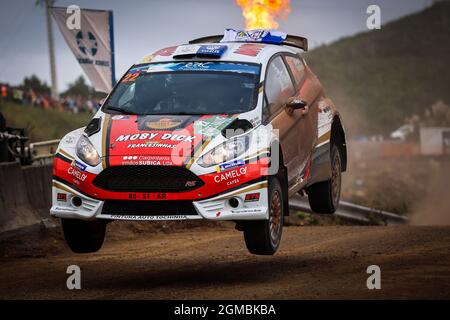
[{"x1": 0, "y1": 162, "x2": 52, "y2": 233}]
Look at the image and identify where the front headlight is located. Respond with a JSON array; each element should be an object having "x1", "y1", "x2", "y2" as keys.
[
  {"x1": 198, "y1": 136, "x2": 249, "y2": 167},
  {"x1": 76, "y1": 135, "x2": 101, "y2": 166}
]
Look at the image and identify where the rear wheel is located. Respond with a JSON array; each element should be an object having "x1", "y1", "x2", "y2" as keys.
[
  {"x1": 61, "y1": 218, "x2": 107, "y2": 253},
  {"x1": 243, "y1": 176, "x2": 284, "y2": 255},
  {"x1": 306, "y1": 144, "x2": 342, "y2": 213}
]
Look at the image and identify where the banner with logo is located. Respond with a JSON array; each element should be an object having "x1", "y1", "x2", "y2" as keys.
[{"x1": 50, "y1": 7, "x2": 115, "y2": 93}]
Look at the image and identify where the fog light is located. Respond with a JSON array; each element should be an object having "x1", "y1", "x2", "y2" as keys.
[
  {"x1": 71, "y1": 196, "x2": 82, "y2": 207},
  {"x1": 228, "y1": 197, "x2": 239, "y2": 208}
]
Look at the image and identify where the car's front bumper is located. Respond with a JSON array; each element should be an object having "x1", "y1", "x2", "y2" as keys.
[{"x1": 50, "y1": 179, "x2": 269, "y2": 221}]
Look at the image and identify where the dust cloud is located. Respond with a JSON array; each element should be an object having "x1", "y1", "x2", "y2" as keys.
[{"x1": 410, "y1": 161, "x2": 450, "y2": 226}]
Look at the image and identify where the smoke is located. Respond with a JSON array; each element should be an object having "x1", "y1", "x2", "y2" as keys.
[
  {"x1": 235, "y1": 0, "x2": 291, "y2": 30},
  {"x1": 410, "y1": 162, "x2": 450, "y2": 226}
]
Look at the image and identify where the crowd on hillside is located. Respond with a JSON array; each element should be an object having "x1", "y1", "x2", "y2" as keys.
[{"x1": 0, "y1": 82, "x2": 101, "y2": 114}]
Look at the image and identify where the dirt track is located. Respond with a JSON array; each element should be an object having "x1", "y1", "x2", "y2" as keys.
[{"x1": 1, "y1": 224, "x2": 450, "y2": 299}]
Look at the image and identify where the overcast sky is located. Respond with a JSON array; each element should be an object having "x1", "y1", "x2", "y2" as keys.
[{"x1": 0, "y1": 0, "x2": 431, "y2": 91}]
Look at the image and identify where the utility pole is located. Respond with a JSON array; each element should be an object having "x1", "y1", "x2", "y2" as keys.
[{"x1": 38, "y1": 0, "x2": 58, "y2": 99}]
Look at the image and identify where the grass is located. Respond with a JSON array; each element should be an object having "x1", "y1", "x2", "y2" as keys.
[{"x1": 0, "y1": 100, "x2": 92, "y2": 142}]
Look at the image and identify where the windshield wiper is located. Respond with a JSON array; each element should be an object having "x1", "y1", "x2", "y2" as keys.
[{"x1": 104, "y1": 105, "x2": 140, "y2": 115}]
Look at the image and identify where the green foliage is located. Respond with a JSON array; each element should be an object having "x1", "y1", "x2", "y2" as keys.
[
  {"x1": 0, "y1": 100, "x2": 91, "y2": 142},
  {"x1": 60, "y1": 75, "x2": 105, "y2": 100},
  {"x1": 21, "y1": 74, "x2": 51, "y2": 95},
  {"x1": 305, "y1": 2, "x2": 450, "y2": 136}
]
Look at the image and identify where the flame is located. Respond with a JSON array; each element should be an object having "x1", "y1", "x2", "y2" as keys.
[{"x1": 236, "y1": 0, "x2": 291, "y2": 30}]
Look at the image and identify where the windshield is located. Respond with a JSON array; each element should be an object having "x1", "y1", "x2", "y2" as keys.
[{"x1": 103, "y1": 62, "x2": 260, "y2": 115}]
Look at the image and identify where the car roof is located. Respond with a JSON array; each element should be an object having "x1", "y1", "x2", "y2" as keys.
[{"x1": 136, "y1": 42, "x2": 302, "y2": 66}]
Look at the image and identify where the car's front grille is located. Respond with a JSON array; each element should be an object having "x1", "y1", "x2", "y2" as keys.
[
  {"x1": 101, "y1": 200, "x2": 198, "y2": 216},
  {"x1": 92, "y1": 165, "x2": 204, "y2": 192}
]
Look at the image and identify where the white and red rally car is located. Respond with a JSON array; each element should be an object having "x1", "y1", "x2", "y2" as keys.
[{"x1": 51, "y1": 29, "x2": 347, "y2": 255}]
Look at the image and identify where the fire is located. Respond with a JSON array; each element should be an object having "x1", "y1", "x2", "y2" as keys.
[{"x1": 236, "y1": 0, "x2": 291, "y2": 30}]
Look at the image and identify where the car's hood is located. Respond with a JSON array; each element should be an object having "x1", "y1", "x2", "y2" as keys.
[{"x1": 105, "y1": 114, "x2": 235, "y2": 159}]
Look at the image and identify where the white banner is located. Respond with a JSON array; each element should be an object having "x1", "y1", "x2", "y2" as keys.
[{"x1": 50, "y1": 7, "x2": 115, "y2": 93}]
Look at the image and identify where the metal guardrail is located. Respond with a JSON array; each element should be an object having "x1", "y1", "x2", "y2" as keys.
[
  {"x1": 29, "y1": 139, "x2": 60, "y2": 161},
  {"x1": 289, "y1": 195, "x2": 409, "y2": 225}
]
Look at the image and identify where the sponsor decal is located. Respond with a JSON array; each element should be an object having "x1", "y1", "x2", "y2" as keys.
[
  {"x1": 194, "y1": 116, "x2": 234, "y2": 137},
  {"x1": 115, "y1": 132, "x2": 196, "y2": 143},
  {"x1": 145, "y1": 118, "x2": 183, "y2": 130},
  {"x1": 111, "y1": 115, "x2": 130, "y2": 120},
  {"x1": 153, "y1": 46, "x2": 178, "y2": 57},
  {"x1": 111, "y1": 215, "x2": 189, "y2": 221},
  {"x1": 137, "y1": 115, "x2": 198, "y2": 131},
  {"x1": 64, "y1": 135, "x2": 76, "y2": 144},
  {"x1": 127, "y1": 142, "x2": 176, "y2": 149},
  {"x1": 213, "y1": 166, "x2": 247, "y2": 185},
  {"x1": 217, "y1": 159, "x2": 245, "y2": 172},
  {"x1": 222, "y1": 28, "x2": 287, "y2": 44},
  {"x1": 249, "y1": 116, "x2": 261, "y2": 127},
  {"x1": 230, "y1": 208, "x2": 265, "y2": 214},
  {"x1": 234, "y1": 43, "x2": 266, "y2": 56},
  {"x1": 172, "y1": 45, "x2": 228, "y2": 58},
  {"x1": 245, "y1": 193, "x2": 260, "y2": 202},
  {"x1": 139, "y1": 54, "x2": 154, "y2": 63},
  {"x1": 71, "y1": 159, "x2": 87, "y2": 171},
  {"x1": 173, "y1": 45, "x2": 201, "y2": 56},
  {"x1": 185, "y1": 180, "x2": 198, "y2": 187},
  {"x1": 121, "y1": 155, "x2": 172, "y2": 166},
  {"x1": 67, "y1": 166, "x2": 87, "y2": 182},
  {"x1": 54, "y1": 206, "x2": 77, "y2": 212},
  {"x1": 197, "y1": 45, "x2": 228, "y2": 57},
  {"x1": 145, "y1": 62, "x2": 260, "y2": 75},
  {"x1": 57, "y1": 193, "x2": 67, "y2": 202}
]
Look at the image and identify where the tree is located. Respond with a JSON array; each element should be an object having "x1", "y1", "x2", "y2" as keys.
[
  {"x1": 21, "y1": 74, "x2": 51, "y2": 95},
  {"x1": 61, "y1": 76, "x2": 106, "y2": 100},
  {"x1": 61, "y1": 76, "x2": 91, "y2": 98}
]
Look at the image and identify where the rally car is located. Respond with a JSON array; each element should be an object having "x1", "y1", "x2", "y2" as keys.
[{"x1": 51, "y1": 29, "x2": 347, "y2": 255}]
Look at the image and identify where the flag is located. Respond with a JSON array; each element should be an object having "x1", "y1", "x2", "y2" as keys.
[{"x1": 50, "y1": 7, "x2": 116, "y2": 93}]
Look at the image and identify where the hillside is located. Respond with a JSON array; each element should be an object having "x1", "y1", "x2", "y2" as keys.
[
  {"x1": 0, "y1": 101, "x2": 92, "y2": 142},
  {"x1": 306, "y1": 2, "x2": 450, "y2": 136}
]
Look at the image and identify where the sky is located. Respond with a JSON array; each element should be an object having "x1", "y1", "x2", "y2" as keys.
[{"x1": 0, "y1": 0, "x2": 432, "y2": 92}]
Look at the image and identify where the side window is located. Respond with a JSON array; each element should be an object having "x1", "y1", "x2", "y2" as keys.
[
  {"x1": 285, "y1": 56, "x2": 305, "y2": 85},
  {"x1": 265, "y1": 56, "x2": 295, "y2": 106}
]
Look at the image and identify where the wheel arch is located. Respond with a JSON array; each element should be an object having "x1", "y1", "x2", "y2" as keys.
[
  {"x1": 271, "y1": 140, "x2": 290, "y2": 216},
  {"x1": 331, "y1": 115, "x2": 347, "y2": 172}
]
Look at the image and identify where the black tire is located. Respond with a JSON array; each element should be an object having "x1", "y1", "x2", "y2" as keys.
[
  {"x1": 61, "y1": 218, "x2": 107, "y2": 253},
  {"x1": 243, "y1": 176, "x2": 284, "y2": 255},
  {"x1": 306, "y1": 144, "x2": 342, "y2": 214}
]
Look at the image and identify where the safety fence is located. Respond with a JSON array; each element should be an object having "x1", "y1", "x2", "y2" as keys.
[{"x1": 289, "y1": 195, "x2": 408, "y2": 225}]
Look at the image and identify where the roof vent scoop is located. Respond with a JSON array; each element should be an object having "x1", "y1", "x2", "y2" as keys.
[{"x1": 221, "y1": 118, "x2": 253, "y2": 138}]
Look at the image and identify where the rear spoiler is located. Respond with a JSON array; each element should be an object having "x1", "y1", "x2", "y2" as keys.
[{"x1": 189, "y1": 34, "x2": 308, "y2": 52}]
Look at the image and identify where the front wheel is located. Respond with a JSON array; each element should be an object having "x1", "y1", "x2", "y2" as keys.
[
  {"x1": 61, "y1": 218, "x2": 107, "y2": 253},
  {"x1": 243, "y1": 176, "x2": 284, "y2": 255}
]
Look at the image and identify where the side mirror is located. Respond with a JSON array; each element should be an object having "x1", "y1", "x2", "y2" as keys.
[{"x1": 286, "y1": 98, "x2": 308, "y2": 110}]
